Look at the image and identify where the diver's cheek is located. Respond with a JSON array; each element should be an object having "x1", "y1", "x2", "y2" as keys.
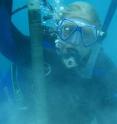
[{"x1": 76, "y1": 45, "x2": 91, "y2": 59}]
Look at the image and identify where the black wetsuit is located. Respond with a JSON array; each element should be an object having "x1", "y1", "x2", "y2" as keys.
[{"x1": 1, "y1": 1, "x2": 117, "y2": 124}]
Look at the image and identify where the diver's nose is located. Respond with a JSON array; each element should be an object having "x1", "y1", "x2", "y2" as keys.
[
  {"x1": 63, "y1": 48, "x2": 79, "y2": 59},
  {"x1": 70, "y1": 31, "x2": 81, "y2": 45}
]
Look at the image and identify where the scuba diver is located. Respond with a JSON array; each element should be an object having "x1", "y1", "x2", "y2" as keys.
[{"x1": 0, "y1": 0, "x2": 117, "y2": 124}]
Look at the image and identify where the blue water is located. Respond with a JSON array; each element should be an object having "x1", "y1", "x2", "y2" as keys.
[
  {"x1": 0, "y1": 0, "x2": 117, "y2": 72},
  {"x1": 0, "y1": 0, "x2": 117, "y2": 123},
  {"x1": 0, "y1": 0, "x2": 116, "y2": 91},
  {"x1": 0, "y1": 0, "x2": 116, "y2": 77},
  {"x1": 0, "y1": 0, "x2": 116, "y2": 88}
]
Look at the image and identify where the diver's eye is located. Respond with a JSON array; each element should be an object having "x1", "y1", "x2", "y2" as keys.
[
  {"x1": 62, "y1": 26, "x2": 71, "y2": 35},
  {"x1": 64, "y1": 27, "x2": 70, "y2": 31},
  {"x1": 60, "y1": 25, "x2": 76, "y2": 40}
]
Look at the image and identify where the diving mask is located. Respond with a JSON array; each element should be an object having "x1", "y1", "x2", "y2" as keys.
[{"x1": 57, "y1": 18, "x2": 104, "y2": 47}]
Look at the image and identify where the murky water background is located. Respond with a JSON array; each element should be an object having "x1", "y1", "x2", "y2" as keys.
[{"x1": 0, "y1": 0, "x2": 117, "y2": 124}]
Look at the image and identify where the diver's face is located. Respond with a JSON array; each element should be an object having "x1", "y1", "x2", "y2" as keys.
[
  {"x1": 56, "y1": 18, "x2": 101, "y2": 68},
  {"x1": 55, "y1": 36, "x2": 91, "y2": 68}
]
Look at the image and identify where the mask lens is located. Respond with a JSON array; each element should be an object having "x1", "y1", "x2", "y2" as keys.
[
  {"x1": 65, "y1": 31, "x2": 82, "y2": 45},
  {"x1": 58, "y1": 19, "x2": 77, "y2": 40},
  {"x1": 82, "y1": 26, "x2": 97, "y2": 46}
]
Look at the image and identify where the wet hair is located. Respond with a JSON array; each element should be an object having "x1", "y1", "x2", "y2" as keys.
[{"x1": 60, "y1": 1, "x2": 101, "y2": 28}]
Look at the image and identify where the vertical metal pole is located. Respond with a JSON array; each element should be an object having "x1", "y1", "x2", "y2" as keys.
[{"x1": 27, "y1": 0, "x2": 48, "y2": 124}]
